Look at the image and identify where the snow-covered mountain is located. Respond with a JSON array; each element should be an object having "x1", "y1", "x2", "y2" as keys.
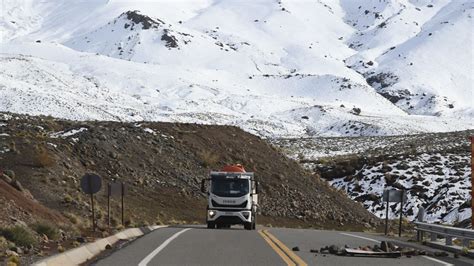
[{"x1": 1, "y1": 0, "x2": 473, "y2": 137}]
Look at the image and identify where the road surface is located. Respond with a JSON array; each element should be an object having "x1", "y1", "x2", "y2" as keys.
[{"x1": 93, "y1": 225, "x2": 471, "y2": 266}]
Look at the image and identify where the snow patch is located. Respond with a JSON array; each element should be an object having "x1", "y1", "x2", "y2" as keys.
[{"x1": 50, "y1": 128, "x2": 88, "y2": 138}]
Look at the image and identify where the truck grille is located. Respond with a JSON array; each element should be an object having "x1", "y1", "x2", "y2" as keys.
[{"x1": 211, "y1": 199, "x2": 247, "y2": 208}]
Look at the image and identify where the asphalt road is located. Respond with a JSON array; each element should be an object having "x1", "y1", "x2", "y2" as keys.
[{"x1": 93, "y1": 225, "x2": 472, "y2": 266}]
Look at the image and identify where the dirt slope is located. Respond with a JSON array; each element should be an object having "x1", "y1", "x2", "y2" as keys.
[
  {"x1": 0, "y1": 112, "x2": 379, "y2": 230},
  {"x1": 0, "y1": 179, "x2": 66, "y2": 227}
]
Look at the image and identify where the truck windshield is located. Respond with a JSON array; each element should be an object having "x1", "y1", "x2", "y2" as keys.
[{"x1": 211, "y1": 178, "x2": 249, "y2": 197}]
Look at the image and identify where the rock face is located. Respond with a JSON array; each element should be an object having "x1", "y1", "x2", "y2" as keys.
[
  {"x1": 124, "y1": 10, "x2": 163, "y2": 30},
  {"x1": 0, "y1": 112, "x2": 379, "y2": 229}
]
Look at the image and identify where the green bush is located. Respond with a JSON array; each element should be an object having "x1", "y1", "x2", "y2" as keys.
[
  {"x1": 0, "y1": 225, "x2": 37, "y2": 247},
  {"x1": 32, "y1": 222, "x2": 60, "y2": 240}
]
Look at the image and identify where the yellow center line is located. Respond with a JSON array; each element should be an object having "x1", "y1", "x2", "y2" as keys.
[
  {"x1": 258, "y1": 230, "x2": 296, "y2": 266},
  {"x1": 258, "y1": 230, "x2": 308, "y2": 266}
]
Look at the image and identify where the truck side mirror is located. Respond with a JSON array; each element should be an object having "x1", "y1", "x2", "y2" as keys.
[
  {"x1": 201, "y1": 179, "x2": 206, "y2": 193},
  {"x1": 255, "y1": 181, "x2": 260, "y2": 194}
]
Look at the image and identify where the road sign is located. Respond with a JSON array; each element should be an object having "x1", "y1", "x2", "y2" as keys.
[
  {"x1": 105, "y1": 182, "x2": 127, "y2": 227},
  {"x1": 108, "y1": 182, "x2": 122, "y2": 197},
  {"x1": 81, "y1": 173, "x2": 102, "y2": 194},
  {"x1": 383, "y1": 189, "x2": 407, "y2": 202},
  {"x1": 383, "y1": 189, "x2": 407, "y2": 237},
  {"x1": 80, "y1": 173, "x2": 102, "y2": 232}
]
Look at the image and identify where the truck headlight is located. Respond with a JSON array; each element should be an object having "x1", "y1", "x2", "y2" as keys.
[{"x1": 208, "y1": 210, "x2": 216, "y2": 218}]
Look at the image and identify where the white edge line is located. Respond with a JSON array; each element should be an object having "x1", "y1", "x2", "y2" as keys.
[
  {"x1": 339, "y1": 232, "x2": 380, "y2": 243},
  {"x1": 138, "y1": 228, "x2": 192, "y2": 266},
  {"x1": 340, "y1": 232, "x2": 453, "y2": 266},
  {"x1": 421, "y1": 255, "x2": 453, "y2": 266}
]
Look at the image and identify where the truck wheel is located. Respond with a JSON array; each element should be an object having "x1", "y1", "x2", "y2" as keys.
[
  {"x1": 207, "y1": 222, "x2": 215, "y2": 229},
  {"x1": 244, "y1": 222, "x2": 252, "y2": 230}
]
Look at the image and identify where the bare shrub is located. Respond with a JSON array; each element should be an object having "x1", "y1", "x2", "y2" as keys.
[
  {"x1": 198, "y1": 150, "x2": 219, "y2": 167},
  {"x1": 34, "y1": 146, "x2": 55, "y2": 167}
]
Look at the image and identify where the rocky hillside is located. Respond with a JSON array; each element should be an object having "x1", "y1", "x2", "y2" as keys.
[
  {"x1": 0, "y1": 112, "x2": 379, "y2": 231},
  {"x1": 273, "y1": 130, "x2": 473, "y2": 224}
]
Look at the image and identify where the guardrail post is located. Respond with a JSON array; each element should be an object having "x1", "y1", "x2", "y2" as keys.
[
  {"x1": 430, "y1": 232, "x2": 437, "y2": 242},
  {"x1": 445, "y1": 236, "x2": 453, "y2": 246},
  {"x1": 416, "y1": 207, "x2": 425, "y2": 242},
  {"x1": 462, "y1": 238, "x2": 470, "y2": 247}
]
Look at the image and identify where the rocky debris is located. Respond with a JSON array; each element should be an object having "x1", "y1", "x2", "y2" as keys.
[
  {"x1": 292, "y1": 246, "x2": 299, "y2": 251},
  {"x1": 329, "y1": 245, "x2": 343, "y2": 255},
  {"x1": 319, "y1": 245, "x2": 346, "y2": 255},
  {"x1": 317, "y1": 241, "x2": 431, "y2": 258}
]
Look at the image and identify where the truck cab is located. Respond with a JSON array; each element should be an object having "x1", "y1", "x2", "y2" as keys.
[{"x1": 201, "y1": 165, "x2": 259, "y2": 230}]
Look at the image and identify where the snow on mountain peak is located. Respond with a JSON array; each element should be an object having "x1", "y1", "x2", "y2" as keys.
[{"x1": 0, "y1": 0, "x2": 472, "y2": 137}]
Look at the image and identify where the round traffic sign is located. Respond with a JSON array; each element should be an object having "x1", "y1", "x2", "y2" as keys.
[{"x1": 81, "y1": 173, "x2": 102, "y2": 194}]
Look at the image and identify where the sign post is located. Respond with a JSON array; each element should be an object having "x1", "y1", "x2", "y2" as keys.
[
  {"x1": 399, "y1": 189, "x2": 405, "y2": 237},
  {"x1": 80, "y1": 173, "x2": 102, "y2": 232},
  {"x1": 382, "y1": 189, "x2": 407, "y2": 236},
  {"x1": 106, "y1": 182, "x2": 125, "y2": 227},
  {"x1": 121, "y1": 182, "x2": 125, "y2": 226},
  {"x1": 107, "y1": 183, "x2": 111, "y2": 228}
]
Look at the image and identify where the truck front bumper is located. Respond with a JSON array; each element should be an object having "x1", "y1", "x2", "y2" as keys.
[{"x1": 207, "y1": 209, "x2": 252, "y2": 224}]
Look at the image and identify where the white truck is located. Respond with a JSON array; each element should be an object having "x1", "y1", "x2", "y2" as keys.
[{"x1": 201, "y1": 164, "x2": 259, "y2": 230}]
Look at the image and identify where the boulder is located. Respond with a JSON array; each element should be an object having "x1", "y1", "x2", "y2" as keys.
[
  {"x1": 328, "y1": 245, "x2": 340, "y2": 254},
  {"x1": 4, "y1": 170, "x2": 15, "y2": 179},
  {"x1": 6, "y1": 250, "x2": 19, "y2": 257},
  {"x1": 1, "y1": 174, "x2": 12, "y2": 184},
  {"x1": 11, "y1": 180, "x2": 24, "y2": 192},
  {"x1": 380, "y1": 241, "x2": 390, "y2": 252}
]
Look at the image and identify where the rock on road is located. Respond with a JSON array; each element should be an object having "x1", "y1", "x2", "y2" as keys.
[{"x1": 93, "y1": 226, "x2": 471, "y2": 266}]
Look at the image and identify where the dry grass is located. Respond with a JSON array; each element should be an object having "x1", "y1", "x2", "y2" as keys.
[
  {"x1": 34, "y1": 146, "x2": 55, "y2": 167},
  {"x1": 7, "y1": 255, "x2": 19, "y2": 266},
  {"x1": 166, "y1": 218, "x2": 187, "y2": 225},
  {"x1": 0, "y1": 236, "x2": 8, "y2": 250},
  {"x1": 198, "y1": 150, "x2": 219, "y2": 167}
]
